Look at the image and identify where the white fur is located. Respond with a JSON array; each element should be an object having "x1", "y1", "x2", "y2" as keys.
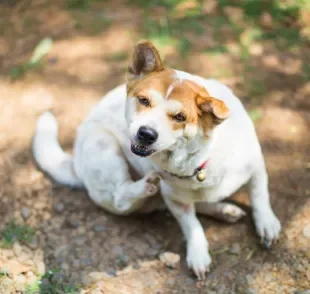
[{"x1": 32, "y1": 70, "x2": 281, "y2": 279}]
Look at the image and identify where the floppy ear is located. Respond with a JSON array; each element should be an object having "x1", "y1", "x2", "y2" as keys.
[
  {"x1": 196, "y1": 93, "x2": 230, "y2": 134},
  {"x1": 126, "y1": 40, "x2": 164, "y2": 82},
  {"x1": 196, "y1": 95, "x2": 230, "y2": 121}
]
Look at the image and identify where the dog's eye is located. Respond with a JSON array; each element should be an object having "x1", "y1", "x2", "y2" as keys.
[
  {"x1": 137, "y1": 96, "x2": 150, "y2": 107},
  {"x1": 174, "y1": 113, "x2": 186, "y2": 122}
]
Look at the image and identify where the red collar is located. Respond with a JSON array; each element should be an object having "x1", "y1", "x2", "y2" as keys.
[
  {"x1": 163, "y1": 159, "x2": 209, "y2": 179},
  {"x1": 193, "y1": 160, "x2": 208, "y2": 176}
]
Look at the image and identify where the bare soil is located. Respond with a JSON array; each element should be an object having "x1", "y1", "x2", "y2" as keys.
[{"x1": 0, "y1": 1, "x2": 309, "y2": 293}]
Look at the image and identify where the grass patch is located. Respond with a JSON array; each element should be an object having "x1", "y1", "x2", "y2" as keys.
[
  {"x1": 302, "y1": 63, "x2": 310, "y2": 81},
  {"x1": 66, "y1": 0, "x2": 98, "y2": 10},
  {"x1": 38, "y1": 269, "x2": 80, "y2": 294},
  {"x1": 9, "y1": 38, "x2": 53, "y2": 80},
  {"x1": 248, "y1": 109, "x2": 263, "y2": 122},
  {"x1": 105, "y1": 51, "x2": 129, "y2": 62},
  {"x1": 1, "y1": 220, "x2": 35, "y2": 248}
]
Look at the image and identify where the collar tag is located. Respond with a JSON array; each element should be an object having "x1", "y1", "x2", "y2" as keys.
[{"x1": 196, "y1": 170, "x2": 206, "y2": 182}]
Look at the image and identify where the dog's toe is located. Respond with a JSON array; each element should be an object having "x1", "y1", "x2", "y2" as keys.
[{"x1": 146, "y1": 172, "x2": 161, "y2": 186}]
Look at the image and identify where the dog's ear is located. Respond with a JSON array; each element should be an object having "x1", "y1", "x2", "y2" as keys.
[
  {"x1": 126, "y1": 40, "x2": 164, "y2": 82},
  {"x1": 196, "y1": 91, "x2": 230, "y2": 134}
]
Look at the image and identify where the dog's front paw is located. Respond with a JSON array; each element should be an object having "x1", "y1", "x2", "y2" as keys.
[
  {"x1": 186, "y1": 240, "x2": 212, "y2": 280},
  {"x1": 144, "y1": 172, "x2": 161, "y2": 196},
  {"x1": 253, "y1": 209, "x2": 281, "y2": 248}
]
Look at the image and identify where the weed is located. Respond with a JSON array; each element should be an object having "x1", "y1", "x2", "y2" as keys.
[{"x1": 1, "y1": 220, "x2": 35, "y2": 248}]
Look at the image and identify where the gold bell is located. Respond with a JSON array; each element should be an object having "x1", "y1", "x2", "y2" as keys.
[{"x1": 196, "y1": 171, "x2": 206, "y2": 182}]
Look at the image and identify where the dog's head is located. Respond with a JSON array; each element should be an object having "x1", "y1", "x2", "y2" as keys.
[{"x1": 125, "y1": 40, "x2": 230, "y2": 157}]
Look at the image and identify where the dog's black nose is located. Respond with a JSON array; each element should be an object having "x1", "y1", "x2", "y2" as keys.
[{"x1": 137, "y1": 126, "x2": 158, "y2": 145}]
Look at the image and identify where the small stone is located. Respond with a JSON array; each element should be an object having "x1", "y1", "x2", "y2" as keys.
[
  {"x1": 51, "y1": 272, "x2": 65, "y2": 284},
  {"x1": 149, "y1": 248, "x2": 160, "y2": 257},
  {"x1": 89, "y1": 272, "x2": 108, "y2": 282},
  {"x1": 72, "y1": 259, "x2": 80, "y2": 268},
  {"x1": 159, "y1": 252, "x2": 180, "y2": 269},
  {"x1": 81, "y1": 258, "x2": 91, "y2": 266},
  {"x1": 72, "y1": 236, "x2": 86, "y2": 246},
  {"x1": 53, "y1": 203, "x2": 65, "y2": 213},
  {"x1": 245, "y1": 289, "x2": 257, "y2": 294},
  {"x1": 28, "y1": 235, "x2": 39, "y2": 249},
  {"x1": 302, "y1": 225, "x2": 310, "y2": 238},
  {"x1": 35, "y1": 261, "x2": 45, "y2": 275},
  {"x1": 246, "y1": 274, "x2": 254, "y2": 284},
  {"x1": 133, "y1": 263, "x2": 140, "y2": 270},
  {"x1": 118, "y1": 255, "x2": 129, "y2": 267},
  {"x1": 92, "y1": 224, "x2": 105, "y2": 232},
  {"x1": 67, "y1": 217, "x2": 79, "y2": 228},
  {"x1": 21, "y1": 207, "x2": 31, "y2": 219},
  {"x1": 296, "y1": 264, "x2": 304, "y2": 273},
  {"x1": 215, "y1": 285, "x2": 227, "y2": 294},
  {"x1": 81, "y1": 276, "x2": 92, "y2": 287},
  {"x1": 105, "y1": 268, "x2": 116, "y2": 277},
  {"x1": 111, "y1": 246, "x2": 123, "y2": 257},
  {"x1": 13, "y1": 242, "x2": 22, "y2": 257},
  {"x1": 229, "y1": 243, "x2": 241, "y2": 255}
]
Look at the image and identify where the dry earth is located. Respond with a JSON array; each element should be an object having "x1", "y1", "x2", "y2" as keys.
[{"x1": 0, "y1": 0, "x2": 309, "y2": 293}]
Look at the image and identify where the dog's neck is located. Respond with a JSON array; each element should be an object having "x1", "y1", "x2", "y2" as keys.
[{"x1": 151, "y1": 131, "x2": 217, "y2": 177}]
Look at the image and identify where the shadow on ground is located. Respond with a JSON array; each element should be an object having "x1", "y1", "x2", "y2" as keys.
[{"x1": 0, "y1": 0, "x2": 309, "y2": 293}]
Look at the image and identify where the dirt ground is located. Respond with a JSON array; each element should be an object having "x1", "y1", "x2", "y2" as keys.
[{"x1": 0, "y1": 0, "x2": 309, "y2": 293}]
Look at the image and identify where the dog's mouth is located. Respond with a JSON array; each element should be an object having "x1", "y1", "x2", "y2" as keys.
[{"x1": 131, "y1": 143, "x2": 155, "y2": 157}]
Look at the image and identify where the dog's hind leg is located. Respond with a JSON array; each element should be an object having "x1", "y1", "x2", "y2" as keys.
[
  {"x1": 195, "y1": 202, "x2": 246, "y2": 223},
  {"x1": 79, "y1": 129, "x2": 160, "y2": 215}
]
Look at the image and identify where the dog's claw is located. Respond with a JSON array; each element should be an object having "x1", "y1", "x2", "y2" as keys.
[
  {"x1": 186, "y1": 242, "x2": 211, "y2": 280},
  {"x1": 261, "y1": 237, "x2": 273, "y2": 249},
  {"x1": 254, "y1": 210, "x2": 281, "y2": 249}
]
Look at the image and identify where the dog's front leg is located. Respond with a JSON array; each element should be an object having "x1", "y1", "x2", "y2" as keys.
[
  {"x1": 249, "y1": 166, "x2": 281, "y2": 248},
  {"x1": 162, "y1": 189, "x2": 211, "y2": 280}
]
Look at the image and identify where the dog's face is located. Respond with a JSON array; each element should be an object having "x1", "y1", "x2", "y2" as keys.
[{"x1": 125, "y1": 41, "x2": 230, "y2": 157}]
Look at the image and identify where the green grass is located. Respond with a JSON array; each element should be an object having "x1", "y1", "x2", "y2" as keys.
[
  {"x1": 24, "y1": 269, "x2": 80, "y2": 294},
  {"x1": 1, "y1": 220, "x2": 35, "y2": 248},
  {"x1": 39, "y1": 269, "x2": 80, "y2": 294}
]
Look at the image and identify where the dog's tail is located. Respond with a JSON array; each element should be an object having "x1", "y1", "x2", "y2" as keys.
[{"x1": 32, "y1": 112, "x2": 84, "y2": 188}]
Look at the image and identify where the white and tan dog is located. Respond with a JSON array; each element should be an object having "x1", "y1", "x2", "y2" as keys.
[{"x1": 33, "y1": 40, "x2": 281, "y2": 279}]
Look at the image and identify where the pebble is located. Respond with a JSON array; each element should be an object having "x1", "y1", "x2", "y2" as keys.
[
  {"x1": 21, "y1": 207, "x2": 31, "y2": 219},
  {"x1": 53, "y1": 202, "x2": 65, "y2": 213},
  {"x1": 149, "y1": 248, "x2": 160, "y2": 257},
  {"x1": 89, "y1": 272, "x2": 107, "y2": 282},
  {"x1": 13, "y1": 242, "x2": 22, "y2": 257},
  {"x1": 159, "y1": 252, "x2": 180, "y2": 269},
  {"x1": 302, "y1": 225, "x2": 310, "y2": 239},
  {"x1": 112, "y1": 246, "x2": 124, "y2": 257},
  {"x1": 81, "y1": 257, "x2": 92, "y2": 266},
  {"x1": 92, "y1": 224, "x2": 105, "y2": 232},
  {"x1": 35, "y1": 261, "x2": 45, "y2": 275},
  {"x1": 73, "y1": 236, "x2": 87, "y2": 246},
  {"x1": 81, "y1": 276, "x2": 92, "y2": 286},
  {"x1": 28, "y1": 235, "x2": 39, "y2": 249},
  {"x1": 246, "y1": 274, "x2": 254, "y2": 284},
  {"x1": 245, "y1": 289, "x2": 257, "y2": 294},
  {"x1": 229, "y1": 243, "x2": 241, "y2": 255},
  {"x1": 105, "y1": 268, "x2": 116, "y2": 277},
  {"x1": 67, "y1": 218, "x2": 79, "y2": 228},
  {"x1": 51, "y1": 272, "x2": 65, "y2": 284}
]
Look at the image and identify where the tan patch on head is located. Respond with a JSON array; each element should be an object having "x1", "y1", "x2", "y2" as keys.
[
  {"x1": 126, "y1": 39, "x2": 230, "y2": 136},
  {"x1": 167, "y1": 80, "x2": 230, "y2": 134}
]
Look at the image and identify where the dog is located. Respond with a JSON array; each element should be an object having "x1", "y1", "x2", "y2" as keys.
[{"x1": 33, "y1": 40, "x2": 281, "y2": 280}]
